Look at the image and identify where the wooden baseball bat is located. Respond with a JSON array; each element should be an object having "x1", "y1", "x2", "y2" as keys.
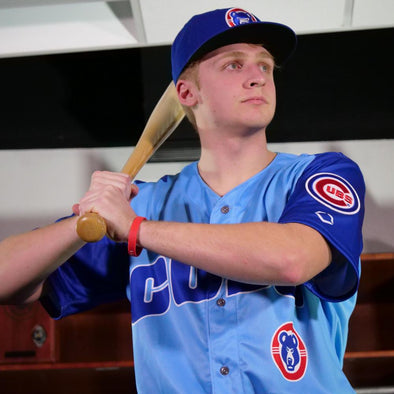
[{"x1": 76, "y1": 81, "x2": 185, "y2": 242}]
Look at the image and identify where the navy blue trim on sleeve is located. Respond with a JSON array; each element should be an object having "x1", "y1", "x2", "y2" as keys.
[
  {"x1": 278, "y1": 152, "x2": 365, "y2": 302},
  {"x1": 40, "y1": 235, "x2": 130, "y2": 319}
]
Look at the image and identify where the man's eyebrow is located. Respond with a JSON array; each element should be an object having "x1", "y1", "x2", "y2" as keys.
[{"x1": 216, "y1": 50, "x2": 275, "y2": 62}]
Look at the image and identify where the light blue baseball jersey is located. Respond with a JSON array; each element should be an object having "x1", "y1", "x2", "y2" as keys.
[{"x1": 42, "y1": 152, "x2": 365, "y2": 393}]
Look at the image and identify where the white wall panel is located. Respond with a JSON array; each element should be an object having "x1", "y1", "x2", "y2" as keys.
[
  {"x1": 1, "y1": 1, "x2": 393, "y2": 58},
  {"x1": 353, "y1": 0, "x2": 394, "y2": 29},
  {"x1": 247, "y1": 0, "x2": 348, "y2": 33},
  {"x1": 139, "y1": 0, "x2": 348, "y2": 44},
  {"x1": 0, "y1": 2, "x2": 137, "y2": 58}
]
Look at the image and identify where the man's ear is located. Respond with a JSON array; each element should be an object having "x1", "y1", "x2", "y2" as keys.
[{"x1": 176, "y1": 80, "x2": 199, "y2": 107}]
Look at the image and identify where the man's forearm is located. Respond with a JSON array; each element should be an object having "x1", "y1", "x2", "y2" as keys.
[
  {"x1": 138, "y1": 220, "x2": 331, "y2": 286},
  {"x1": 0, "y1": 216, "x2": 85, "y2": 304}
]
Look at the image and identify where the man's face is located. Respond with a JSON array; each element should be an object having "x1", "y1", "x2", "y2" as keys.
[{"x1": 193, "y1": 43, "x2": 277, "y2": 134}]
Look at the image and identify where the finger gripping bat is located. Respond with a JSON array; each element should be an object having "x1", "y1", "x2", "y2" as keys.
[{"x1": 76, "y1": 82, "x2": 185, "y2": 242}]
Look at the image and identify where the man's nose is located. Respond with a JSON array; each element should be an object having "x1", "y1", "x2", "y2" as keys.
[{"x1": 244, "y1": 65, "x2": 266, "y2": 88}]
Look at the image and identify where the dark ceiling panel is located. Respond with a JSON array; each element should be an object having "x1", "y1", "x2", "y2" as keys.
[{"x1": 0, "y1": 28, "x2": 393, "y2": 156}]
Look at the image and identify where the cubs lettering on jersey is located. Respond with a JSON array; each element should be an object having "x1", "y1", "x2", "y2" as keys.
[{"x1": 130, "y1": 256, "x2": 306, "y2": 324}]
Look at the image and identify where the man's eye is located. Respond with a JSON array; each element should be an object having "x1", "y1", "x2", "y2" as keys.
[
  {"x1": 226, "y1": 62, "x2": 241, "y2": 70},
  {"x1": 260, "y1": 64, "x2": 269, "y2": 72}
]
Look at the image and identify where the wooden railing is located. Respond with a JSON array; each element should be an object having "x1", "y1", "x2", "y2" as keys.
[{"x1": 343, "y1": 253, "x2": 394, "y2": 388}]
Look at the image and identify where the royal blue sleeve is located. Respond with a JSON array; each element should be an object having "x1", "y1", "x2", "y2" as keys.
[
  {"x1": 40, "y1": 234, "x2": 130, "y2": 319},
  {"x1": 278, "y1": 152, "x2": 365, "y2": 302}
]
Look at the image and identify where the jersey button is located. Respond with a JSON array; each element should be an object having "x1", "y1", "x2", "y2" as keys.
[
  {"x1": 216, "y1": 298, "x2": 226, "y2": 307},
  {"x1": 220, "y1": 366, "x2": 230, "y2": 375},
  {"x1": 220, "y1": 205, "x2": 230, "y2": 214}
]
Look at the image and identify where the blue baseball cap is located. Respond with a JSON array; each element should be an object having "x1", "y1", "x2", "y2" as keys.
[{"x1": 171, "y1": 7, "x2": 297, "y2": 82}]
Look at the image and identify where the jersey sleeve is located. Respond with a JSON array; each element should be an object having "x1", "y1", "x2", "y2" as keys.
[
  {"x1": 40, "y1": 223, "x2": 130, "y2": 319},
  {"x1": 278, "y1": 152, "x2": 365, "y2": 302}
]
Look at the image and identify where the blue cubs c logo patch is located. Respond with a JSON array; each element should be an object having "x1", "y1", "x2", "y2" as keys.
[
  {"x1": 305, "y1": 172, "x2": 360, "y2": 215},
  {"x1": 271, "y1": 322, "x2": 308, "y2": 381}
]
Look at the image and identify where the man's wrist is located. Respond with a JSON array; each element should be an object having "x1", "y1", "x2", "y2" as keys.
[{"x1": 128, "y1": 216, "x2": 147, "y2": 256}]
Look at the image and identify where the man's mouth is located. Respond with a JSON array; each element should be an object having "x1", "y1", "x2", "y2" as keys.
[{"x1": 242, "y1": 96, "x2": 268, "y2": 105}]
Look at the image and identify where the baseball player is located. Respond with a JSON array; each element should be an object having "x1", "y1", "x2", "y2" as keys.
[{"x1": 0, "y1": 7, "x2": 365, "y2": 393}]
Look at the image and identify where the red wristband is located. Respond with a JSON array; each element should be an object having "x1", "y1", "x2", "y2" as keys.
[{"x1": 128, "y1": 216, "x2": 146, "y2": 256}]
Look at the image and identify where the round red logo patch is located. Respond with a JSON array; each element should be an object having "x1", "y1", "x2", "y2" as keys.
[
  {"x1": 225, "y1": 8, "x2": 257, "y2": 27},
  {"x1": 271, "y1": 322, "x2": 308, "y2": 381},
  {"x1": 305, "y1": 173, "x2": 360, "y2": 215}
]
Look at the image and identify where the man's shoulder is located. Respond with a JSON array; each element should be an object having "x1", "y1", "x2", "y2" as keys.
[
  {"x1": 132, "y1": 162, "x2": 201, "y2": 208},
  {"x1": 306, "y1": 152, "x2": 363, "y2": 178},
  {"x1": 135, "y1": 162, "x2": 198, "y2": 190},
  {"x1": 276, "y1": 151, "x2": 360, "y2": 172}
]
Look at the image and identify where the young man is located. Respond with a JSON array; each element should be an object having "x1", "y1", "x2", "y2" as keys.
[{"x1": 0, "y1": 7, "x2": 364, "y2": 393}]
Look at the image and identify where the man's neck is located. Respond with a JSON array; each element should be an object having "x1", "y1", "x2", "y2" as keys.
[{"x1": 197, "y1": 129, "x2": 275, "y2": 196}]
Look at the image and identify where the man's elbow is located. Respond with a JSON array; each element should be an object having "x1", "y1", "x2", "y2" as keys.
[
  {"x1": 278, "y1": 248, "x2": 328, "y2": 286},
  {"x1": 0, "y1": 285, "x2": 43, "y2": 306}
]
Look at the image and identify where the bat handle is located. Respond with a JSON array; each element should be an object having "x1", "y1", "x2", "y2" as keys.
[{"x1": 76, "y1": 212, "x2": 107, "y2": 243}]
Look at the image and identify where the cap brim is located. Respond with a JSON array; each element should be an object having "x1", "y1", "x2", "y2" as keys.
[{"x1": 189, "y1": 22, "x2": 297, "y2": 67}]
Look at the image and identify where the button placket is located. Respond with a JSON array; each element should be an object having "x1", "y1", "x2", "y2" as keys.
[
  {"x1": 220, "y1": 205, "x2": 230, "y2": 214},
  {"x1": 210, "y1": 195, "x2": 234, "y2": 224},
  {"x1": 220, "y1": 366, "x2": 230, "y2": 375},
  {"x1": 216, "y1": 298, "x2": 226, "y2": 307}
]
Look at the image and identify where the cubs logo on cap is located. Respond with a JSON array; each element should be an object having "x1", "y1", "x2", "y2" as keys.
[
  {"x1": 305, "y1": 173, "x2": 361, "y2": 215},
  {"x1": 225, "y1": 8, "x2": 258, "y2": 27}
]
